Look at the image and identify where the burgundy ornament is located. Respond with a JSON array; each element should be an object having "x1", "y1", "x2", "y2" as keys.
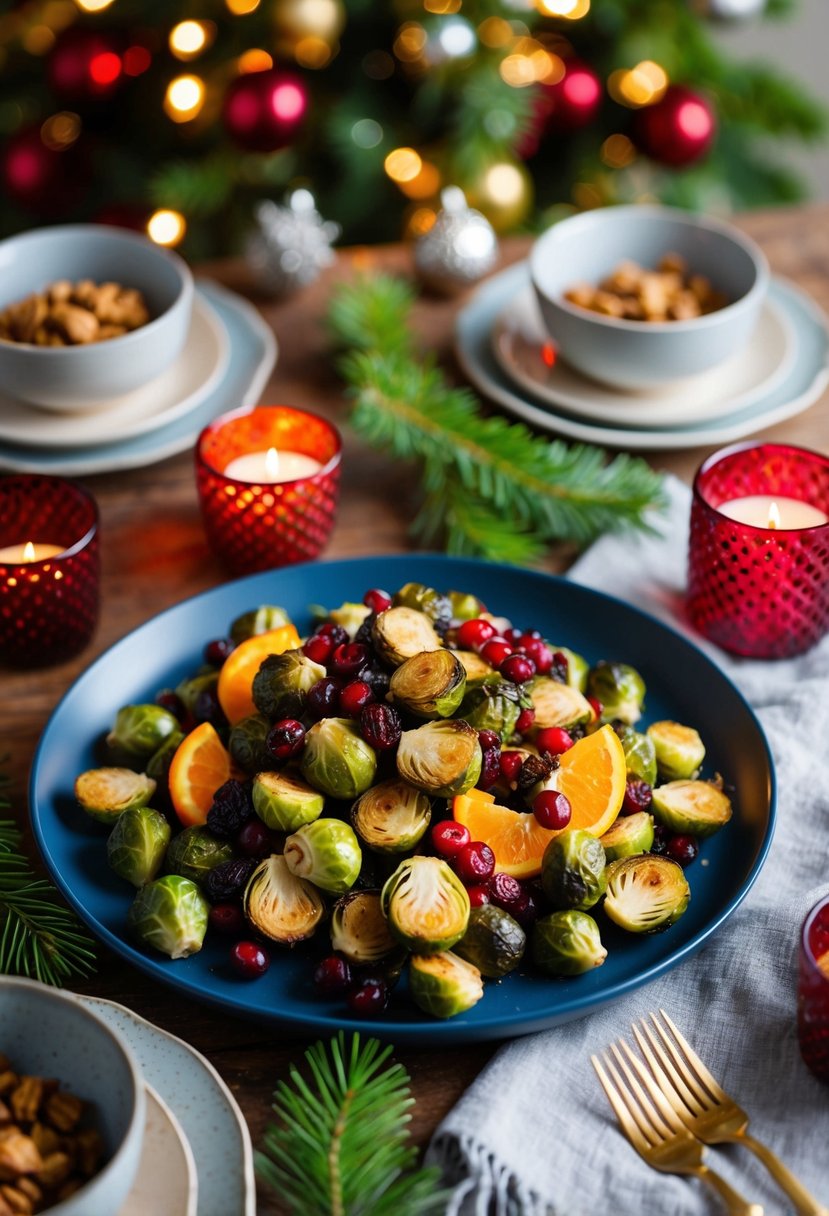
[
  {"x1": 223, "y1": 67, "x2": 309, "y2": 152},
  {"x1": 635, "y1": 84, "x2": 716, "y2": 167}
]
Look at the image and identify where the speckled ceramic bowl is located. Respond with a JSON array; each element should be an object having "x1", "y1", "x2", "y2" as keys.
[{"x1": 0, "y1": 977, "x2": 145, "y2": 1215}]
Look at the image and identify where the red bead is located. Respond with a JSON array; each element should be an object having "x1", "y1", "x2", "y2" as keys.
[
  {"x1": 467, "y1": 885, "x2": 491, "y2": 908},
  {"x1": 363, "y1": 588, "x2": 392, "y2": 614},
  {"x1": 347, "y1": 978, "x2": 389, "y2": 1014},
  {"x1": 587, "y1": 696, "x2": 603, "y2": 720},
  {"x1": 313, "y1": 955, "x2": 352, "y2": 996},
  {"x1": 515, "y1": 708, "x2": 535, "y2": 735},
  {"x1": 306, "y1": 678, "x2": 342, "y2": 719},
  {"x1": 666, "y1": 834, "x2": 699, "y2": 867},
  {"x1": 208, "y1": 904, "x2": 244, "y2": 936},
  {"x1": 230, "y1": 941, "x2": 271, "y2": 979},
  {"x1": 267, "y1": 718, "x2": 306, "y2": 762},
  {"x1": 480, "y1": 639, "x2": 513, "y2": 667},
  {"x1": 533, "y1": 790, "x2": 572, "y2": 831},
  {"x1": 360, "y1": 704, "x2": 402, "y2": 750},
  {"x1": 455, "y1": 840, "x2": 496, "y2": 883},
  {"x1": 622, "y1": 778, "x2": 652, "y2": 816},
  {"x1": 499, "y1": 750, "x2": 525, "y2": 784},
  {"x1": 520, "y1": 637, "x2": 553, "y2": 674},
  {"x1": 330, "y1": 642, "x2": 370, "y2": 678},
  {"x1": 236, "y1": 818, "x2": 273, "y2": 859},
  {"x1": 535, "y1": 727, "x2": 574, "y2": 756},
  {"x1": 303, "y1": 634, "x2": 334, "y2": 665},
  {"x1": 489, "y1": 871, "x2": 524, "y2": 913},
  {"x1": 500, "y1": 654, "x2": 536, "y2": 684},
  {"x1": 205, "y1": 638, "x2": 235, "y2": 666},
  {"x1": 456, "y1": 618, "x2": 496, "y2": 651},
  {"x1": 431, "y1": 820, "x2": 471, "y2": 858},
  {"x1": 477, "y1": 729, "x2": 501, "y2": 752},
  {"x1": 339, "y1": 680, "x2": 374, "y2": 718}
]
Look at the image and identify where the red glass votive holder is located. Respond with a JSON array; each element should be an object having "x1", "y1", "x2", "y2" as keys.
[
  {"x1": 0, "y1": 475, "x2": 99, "y2": 667},
  {"x1": 798, "y1": 895, "x2": 829, "y2": 1084},
  {"x1": 196, "y1": 405, "x2": 342, "y2": 575},
  {"x1": 687, "y1": 443, "x2": 829, "y2": 659}
]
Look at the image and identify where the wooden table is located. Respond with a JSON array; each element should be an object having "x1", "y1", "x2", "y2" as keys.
[{"x1": 4, "y1": 204, "x2": 829, "y2": 1213}]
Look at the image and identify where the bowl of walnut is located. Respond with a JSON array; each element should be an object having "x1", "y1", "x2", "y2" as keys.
[
  {"x1": 0, "y1": 977, "x2": 145, "y2": 1214},
  {"x1": 0, "y1": 225, "x2": 193, "y2": 410},
  {"x1": 529, "y1": 205, "x2": 768, "y2": 391}
]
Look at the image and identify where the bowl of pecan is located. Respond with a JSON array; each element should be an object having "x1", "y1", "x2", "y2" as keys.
[
  {"x1": 0, "y1": 977, "x2": 145, "y2": 1214},
  {"x1": 0, "y1": 225, "x2": 193, "y2": 410},
  {"x1": 529, "y1": 205, "x2": 768, "y2": 391}
]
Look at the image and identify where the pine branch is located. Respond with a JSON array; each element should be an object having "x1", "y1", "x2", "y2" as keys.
[{"x1": 255, "y1": 1033, "x2": 447, "y2": 1216}]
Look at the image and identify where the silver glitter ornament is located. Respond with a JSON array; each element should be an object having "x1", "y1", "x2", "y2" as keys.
[
  {"x1": 414, "y1": 187, "x2": 498, "y2": 294},
  {"x1": 246, "y1": 189, "x2": 340, "y2": 296},
  {"x1": 699, "y1": 0, "x2": 765, "y2": 17}
]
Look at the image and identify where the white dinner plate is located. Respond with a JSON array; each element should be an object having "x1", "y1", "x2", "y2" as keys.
[{"x1": 119, "y1": 1084, "x2": 198, "y2": 1216}]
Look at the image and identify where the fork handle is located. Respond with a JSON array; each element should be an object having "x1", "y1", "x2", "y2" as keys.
[
  {"x1": 733, "y1": 1133, "x2": 829, "y2": 1216},
  {"x1": 693, "y1": 1163, "x2": 765, "y2": 1216}
]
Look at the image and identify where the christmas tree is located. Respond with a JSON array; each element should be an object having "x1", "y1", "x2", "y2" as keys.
[{"x1": 0, "y1": 0, "x2": 823, "y2": 260}]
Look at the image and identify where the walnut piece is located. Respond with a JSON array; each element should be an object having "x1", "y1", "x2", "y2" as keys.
[
  {"x1": 564, "y1": 252, "x2": 727, "y2": 323},
  {"x1": 0, "y1": 279, "x2": 151, "y2": 346}
]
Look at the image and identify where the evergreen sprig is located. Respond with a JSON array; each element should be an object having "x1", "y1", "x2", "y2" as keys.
[
  {"x1": 256, "y1": 1033, "x2": 446, "y2": 1216},
  {"x1": 329, "y1": 275, "x2": 667, "y2": 563}
]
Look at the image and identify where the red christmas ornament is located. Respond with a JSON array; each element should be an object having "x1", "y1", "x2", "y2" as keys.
[
  {"x1": 2, "y1": 126, "x2": 86, "y2": 214},
  {"x1": 634, "y1": 84, "x2": 716, "y2": 167},
  {"x1": 223, "y1": 67, "x2": 308, "y2": 152},
  {"x1": 519, "y1": 60, "x2": 602, "y2": 157},
  {"x1": 48, "y1": 28, "x2": 123, "y2": 103}
]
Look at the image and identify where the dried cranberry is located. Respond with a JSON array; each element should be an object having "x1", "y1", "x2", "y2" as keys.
[
  {"x1": 517, "y1": 752, "x2": 557, "y2": 795},
  {"x1": 666, "y1": 834, "x2": 699, "y2": 867},
  {"x1": 315, "y1": 622, "x2": 349, "y2": 646},
  {"x1": 499, "y1": 750, "x2": 524, "y2": 785},
  {"x1": 455, "y1": 841, "x2": 496, "y2": 883},
  {"x1": 303, "y1": 634, "x2": 334, "y2": 665},
  {"x1": 477, "y1": 729, "x2": 501, "y2": 752},
  {"x1": 489, "y1": 871, "x2": 524, "y2": 913},
  {"x1": 339, "y1": 680, "x2": 374, "y2": 718},
  {"x1": 477, "y1": 746, "x2": 501, "y2": 790},
  {"x1": 330, "y1": 642, "x2": 370, "y2": 679},
  {"x1": 230, "y1": 941, "x2": 270, "y2": 979},
  {"x1": 207, "y1": 779, "x2": 254, "y2": 839},
  {"x1": 194, "y1": 686, "x2": 225, "y2": 729},
  {"x1": 651, "y1": 824, "x2": 671, "y2": 855},
  {"x1": 204, "y1": 638, "x2": 235, "y2": 667},
  {"x1": 204, "y1": 857, "x2": 258, "y2": 902},
  {"x1": 520, "y1": 637, "x2": 553, "y2": 674},
  {"x1": 363, "y1": 588, "x2": 392, "y2": 614},
  {"x1": 467, "y1": 885, "x2": 491, "y2": 908},
  {"x1": 533, "y1": 790, "x2": 572, "y2": 830},
  {"x1": 360, "y1": 703, "x2": 402, "y2": 751},
  {"x1": 209, "y1": 904, "x2": 245, "y2": 935},
  {"x1": 535, "y1": 727, "x2": 574, "y2": 756},
  {"x1": 480, "y1": 639, "x2": 513, "y2": 668},
  {"x1": 347, "y1": 978, "x2": 389, "y2": 1014},
  {"x1": 514, "y1": 708, "x2": 535, "y2": 735},
  {"x1": 314, "y1": 955, "x2": 353, "y2": 996},
  {"x1": 267, "y1": 718, "x2": 306, "y2": 763},
  {"x1": 236, "y1": 818, "x2": 273, "y2": 859},
  {"x1": 431, "y1": 820, "x2": 471, "y2": 858},
  {"x1": 456, "y1": 618, "x2": 496, "y2": 651},
  {"x1": 550, "y1": 651, "x2": 570, "y2": 683},
  {"x1": 587, "y1": 696, "x2": 604, "y2": 720},
  {"x1": 622, "y1": 778, "x2": 652, "y2": 815},
  {"x1": 155, "y1": 689, "x2": 186, "y2": 721},
  {"x1": 306, "y1": 678, "x2": 342, "y2": 719}
]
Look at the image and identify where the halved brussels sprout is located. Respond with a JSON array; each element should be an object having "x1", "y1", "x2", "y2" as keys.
[
  {"x1": 230, "y1": 605, "x2": 291, "y2": 645},
  {"x1": 532, "y1": 910, "x2": 607, "y2": 976},
  {"x1": 615, "y1": 725, "x2": 657, "y2": 785},
  {"x1": 252, "y1": 651, "x2": 327, "y2": 722},
  {"x1": 107, "y1": 806, "x2": 171, "y2": 887},
  {"x1": 75, "y1": 767, "x2": 157, "y2": 825},
  {"x1": 372, "y1": 607, "x2": 442, "y2": 667},
  {"x1": 455, "y1": 904, "x2": 526, "y2": 978},
  {"x1": 330, "y1": 890, "x2": 397, "y2": 965},
  {"x1": 448, "y1": 591, "x2": 485, "y2": 622},
  {"x1": 396, "y1": 720, "x2": 481, "y2": 798},
  {"x1": 351, "y1": 778, "x2": 432, "y2": 854},
  {"x1": 409, "y1": 951, "x2": 484, "y2": 1019},
  {"x1": 175, "y1": 671, "x2": 218, "y2": 716},
  {"x1": 651, "y1": 779, "x2": 731, "y2": 838},
  {"x1": 587, "y1": 661, "x2": 646, "y2": 725},
  {"x1": 252, "y1": 770, "x2": 324, "y2": 831},
  {"x1": 126, "y1": 874, "x2": 209, "y2": 959},
  {"x1": 392, "y1": 583, "x2": 452, "y2": 631},
  {"x1": 315, "y1": 601, "x2": 372, "y2": 639},
  {"x1": 146, "y1": 730, "x2": 185, "y2": 786},
  {"x1": 551, "y1": 647, "x2": 590, "y2": 693},
  {"x1": 389, "y1": 650, "x2": 466, "y2": 719},
  {"x1": 458, "y1": 681, "x2": 528, "y2": 738},
  {"x1": 529, "y1": 679, "x2": 593, "y2": 732},
  {"x1": 243, "y1": 854, "x2": 325, "y2": 944},
  {"x1": 283, "y1": 818, "x2": 362, "y2": 895},
  {"x1": 381, "y1": 856, "x2": 470, "y2": 953},
  {"x1": 300, "y1": 718, "x2": 378, "y2": 799},
  {"x1": 541, "y1": 829, "x2": 607, "y2": 911},
  {"x1": 164, "y1": 826, "x2": 234, "y2": 886},
  {"x1": 604, "y1": 854, "x2": 690, "y2": 933},
  {"x1": 599, "y1": 811, "x2": 654, "y2": 862},
  {"x1": 647, "y1": 721, "x2": 706, "y2": 781},
  {"x1": 453, "y1": 650, "x2": 495, "y2": 685},
  {"x1": 107, "y1": 704, "x2": 180, "y2": 762},
  {"x1": 229, "y1": 713, "x2": 273, "y2": 775}
]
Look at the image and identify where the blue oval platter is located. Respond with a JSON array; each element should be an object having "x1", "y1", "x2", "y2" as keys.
[{"x1": 30, "y1": 555, "x2": 775, "y2": 1044}]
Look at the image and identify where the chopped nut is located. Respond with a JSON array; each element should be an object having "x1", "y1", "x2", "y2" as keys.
[
  {"x1": 74, "y1": 1128, "x2": 103, "y2": 1178},
  {"x1": 593, "y1": 290, "x2": 625, "y2": 318},
  {"x1": 669, "y1": 290, "x2": 702, "y2": 321},
  {"x1": 659, "y1": 251, "x2": 687, "y2": 275},
  {"x1": 0, "y1": 1191, "x2": 13, "y2": 1216},
  {"x1": 565, "y1": 252, "x2": 728, "y2": 324},
  {"x1": 564, "y1": 283, "x2": 596, "y2": 310},
  {"x1": 44, "y1": 1092, "x2": 83, "y2": 1134},
  {"x1": 35, "y1": 1151, "x2": 72, "y2": 1189},
  {"x1": 70, "y1": 279, "x2": 98, "y2": 308},
  {"x1": 0, "y1": 1185, "x2": 32, "y2": 1215},
  {"x1": 0, "y1": 1105, "x2": 11, "y2": 1129},
  {"x1": 97, "y1": 323, "x2": 128, "y2": 341},
  {"x1": 0, "y1": 1132, "x2": 41, "y2": 1181},
  {"x1": 10, "y1": 1080, "x2": 41, "y2": 1127},
  {"x1": 50, "y1": 303, "x2": 100, "y2": 345},
  {"x1": 12, "y1": 1180, "x2": 39, "y2": 1206},
  {"x1": 29, "y1": 1125, "x2": 58, "y2": 1159},
  {"x1": 48, "y1": 280, "x2": 72, "y2": 305}
]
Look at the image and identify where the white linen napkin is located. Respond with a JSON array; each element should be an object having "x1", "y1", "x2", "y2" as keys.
[{"x1": 428, "y1": 476, "x2": 829, "y2": 1216}]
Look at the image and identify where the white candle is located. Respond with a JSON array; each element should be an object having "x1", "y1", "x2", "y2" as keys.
[
  {"x1": 223, "y1": 447, "x2": 323, "y2": 484},
  {"x1": 0, "y1": 540, "x2": 65, "y2": 563},
  {"x1": 718, "y1": 495, "x2": 828, "y2": 530}
]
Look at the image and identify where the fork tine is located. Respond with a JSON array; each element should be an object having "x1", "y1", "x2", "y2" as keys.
[
  {"x1": 609, "y1": 1042, "x2": 675, "y2": 1140},
  {"x1": 658, "y1": 1009, "x2": 728, "y2": 1101},
  {"x1": 617, "y1": 1039, "x2": 687, "y2": 1133},
  {"x1": 643, "y1": 1016, "x2": 712, "y2": 1112},
  {"x1": 633, "y1": 1021, "x2": 706, "y2": 1116},
  {"x1": 649, "y1": 1013, "x2": 721, "y2": 1107},
  {"x1": 591, "y1": 1053, "x2": 650, "y2": 1154},
  {"x1": 603, "y1": 1051, "x2": 660, "y2": 1147}
]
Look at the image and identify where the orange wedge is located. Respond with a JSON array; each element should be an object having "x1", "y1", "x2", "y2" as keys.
[
  {"x1": 168, "y1": 721, "x2": 233, "y2": 827},
  {"x1": 453, "y1": 724, "x2": 626, "y2": 878},
  {"x1": 217, "y1": 623, "x2": 300, "y2": 725}
]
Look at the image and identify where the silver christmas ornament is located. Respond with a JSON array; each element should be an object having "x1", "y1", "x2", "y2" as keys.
[
  {"x1": 700, "y1": 0, "x2": 766, "y2": 18},
  {"x1": 246, "y1": 189, "x2": 340, "y2": 296},
  {"x1": 414, "y1": 187, "x2": 498, "y2": 294}
]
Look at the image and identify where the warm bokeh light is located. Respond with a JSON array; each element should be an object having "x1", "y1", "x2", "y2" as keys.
[
  {"x1": 89, "y1": 51, "x2": 121, "y2": 87},
  {"x1": 405, "y1": 206, "x2": 437, "y2": 238},
  {"x1": 610, "y1": 60, "x2": 668, "y2": 108},
  {"x1": 394, "y1": 22, "x2": 427, "y2": 62},
  {"x1": 399, "y1": 160, "x2": 441, "y2": 199},
  {"x1": 425, "y1": 0, "x2": 462, "y2": 11},
  {"x1": 164, "y1": 75, "x2": 205, "y2": 122},
  {"x1": 22, "y1": 25, "x2": 55, "y2": 55},
  {"x1": 41, "y1": 111, "x2": 81, "y2": 150},
  {"x1": 295, "y1": 36, "x2": 333, "y2": 68},
  {"x1": 74, "y1": 0, "x2": 116, "y2": 11},
  {"x1": 226, "y1": 0, "x2": 261, "y2": 12},
  {"x1": 123, "y1": 45, "x2": 152, "y2": 76},
  {"x1": 484, "y1": 162, "x2": 524, "y2": 206},
  {"x1": 537, "y1": 0, "x2": 590, "y2": 16},
  {"x1": 384, "y1": 146, "x2": 423, "y2": 183},
  {"x1": 600, "y1": 132, "x2": 636, "y2": 168},
  {"x1": 147, "y1": 209, "x2": 186, "y2": 247},
  {"x1": 238, "y1": 49, "x2": 273, "y2": 73},
  {"x1": 477, "y1": 16, "x2": 512, "y2": 48},
  {"x1": 500, "y1": 43, "x2": 563, "y2": 87},
  {"x1": 572, "y1": 180, "x2": 602, "y2": 208},
  {"x1": 169, "y1": 21, "x2": 212, "y2": 60}
]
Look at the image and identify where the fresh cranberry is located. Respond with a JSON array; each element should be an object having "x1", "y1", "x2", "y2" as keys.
[
  {"x1": 511, "y1": 887, "x2": 539, "y2": 928},
  {"x1": 314, "y1": 955, "x2": 353, "y2": 996},
  {"x1": 267, "y1": 718, "x2": 306, "y2": 762},
  {"x1": 303, "y1": 634, "x2": 334, "y2": 665},
  {"x1": 431, "y1": 820, "x2": 471, "y2": 858},
  {"x1": 315, "y1": 622, "x2": 349, "y2": 645},
  {"x1": 455, "y1": 840, "x2": 496, "y2": 883},
  {"x1": 520, "y1": 637, "x2": 553, "y2": 674},
  {"x1": 651, "y1": 825, "x2": 671, "y2": 855},
  {"x1": 480, "y1": 639, "x2": 513, "y2": 668},
  {"x1": 204, "y1": 637, "x2": 234, "y2": 666},
  {"x1": 467, "y1": 885, "x2": 491, "y2": 908},
  {"x1": 339, "y1": 680, "x2": 374, "y2": 718},
  {"x1": 231, "y1": 941, "x2": 270, "y2": 979},
  {"x1": 330, "y1": 642, "x2": 370, "y2": 679},
  {"x1": 347, "y1": 978, "x2": 389, "y2": 1014},
  {"x1": 363, "y1": 588, "x2": 392, "y2": 614},
  {"x1": 622, "y1": 778, "x2": 652, "y2": 815},
  {"x1": 194, "y1": 686, "x2": 224, "y2": 728},
  {"x1": 155, "y1": 689, "x2": 186, "y2": 721},
  {"x1": 504, "y1": 627, "x2": 524, "y2": 646},
  {"x1": 489, "y1": 871, "x2": 525, "y2": 913},
  {"x1": 360, "y1": 703, "x2": 402, "y2": 750},
  {"x1": 209, "y1": 904, "x2": 244, "y2": 935},
  {"x1": 533, "y1": 790, "x2": 572, "y2": 830},
  {"x1": 306, "y1": 678, "x2": 342, "y2": 719},
  {"x1": 477, "y1": 729, "x2": 501, "y2": 752},
  {"x1": 236, "y1": 818, "x2": 273, "y2": 859},
  {"x1": 666, "y1": 834, "x2": 699, "y2": 867},
  {"x1": 500, "y1": 654, "x2": 536, "y2": 684},
  {"x1": 522, "y1": 629, "x2": 542, "y2": 641},
  {"x1": 478, "y1": 747, "x2": 501, "y2": 790},
  {"x1": 514, "y1": 708, "x2": 535, "y2": 735},
  {"x1": 587, "y1": 696, "x2": 603, "y2": 720},
  {"x1": 535, "y1": 727, "x2": 574, "y2": 756},
  {"x1": 457, "y1": 618, "x2": 496, "y2": 651},
  {"x1": 499, "y1": 750, "x2": 524, "y2": 785}
]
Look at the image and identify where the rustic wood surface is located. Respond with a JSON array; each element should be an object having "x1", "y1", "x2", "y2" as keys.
[{"x1": 3, "y1": 204, "x2": 829, "y2": 1213}]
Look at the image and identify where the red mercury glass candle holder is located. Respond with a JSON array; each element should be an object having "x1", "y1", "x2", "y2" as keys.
[
  {"x1": 687, "y1": 443, "x2": 829, "y2": 659},
  {"x1": 196, "y1": 405, "x2": 342, "y2": 575},
  {"x1": 798, "y1": 894, "x2": 829, "y2": 1084},
  {"x1": 0, "y1": 475, "x2": 99, "y2": 667}
]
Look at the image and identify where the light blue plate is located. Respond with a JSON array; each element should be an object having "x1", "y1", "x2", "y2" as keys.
[
  {"x1": 456, "y1": 263, "x2": 829, "y2": 451},
  {"x1": 31, "y1": 555, "x2": 775, "y2": 1045},
  {"x1": 0, "y1": 280, "x2": 276, "y2": 475}
]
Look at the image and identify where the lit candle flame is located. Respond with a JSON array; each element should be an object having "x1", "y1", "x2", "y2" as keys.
[
  {"x1": 23, "y1": 542, "x2": 35, "y2": 562},
  {"x1": 768, "y1": 502, "x2": 781, "y2": 530},
  {"x1": 265, "y1": 448, "x2": 280, "y2": 479}
]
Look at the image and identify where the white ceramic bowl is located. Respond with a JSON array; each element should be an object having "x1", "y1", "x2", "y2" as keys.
[
  {"x1": 529, "y1": 205, "x2": 769, "y2": 390},
  {"x1": 0, "y1": 225, "x2": 193, "y2": 410}
]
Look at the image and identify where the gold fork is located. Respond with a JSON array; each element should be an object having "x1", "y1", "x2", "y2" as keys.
[
  {"x1": 634, "y1": 1011, "x2": 828, "y2": 1216},
  {"x1": 592, "y1": 1042, "x2": 764, "y2": 1216}
]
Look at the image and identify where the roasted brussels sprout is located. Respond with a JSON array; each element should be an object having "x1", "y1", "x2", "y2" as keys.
[
  {"x1": 300, "y1": 718, "x2": 378, "y2": 799},
  {"x1": 647, "y1": 721, "x2": 706, "y2": 781},
  {"x1": 604, "y1": 854, "x2": 690, "y2": 932},
  {"x1": 396, "y1": 720, "x2": 481, "y2": 797},
  {"x1": 409, "y1": 951, "x2": 484, "y2": 1018},
  {"x1": 252, "y1": 770, "x2": 325, "y2": 831},
  {"x1": 252, "y1": 650, "x2": 327, "y2": 721},
  {"x1": 389, "y1": 649, "x2": 466, "y2": 719},
  {"x1": 107, "y1": 704, "x2": 180, "y2": 762},
  {"x1": 145, "y1": 730, "x2": 185, "y2": 786},
  {"x1": 283, "y1": 818, "x2": 362, "y2": 895},
  {"x1": 541, "y1": 830, "x2": 607, "y2": 911},
  {"x1": 351, "y1": 778, "x2": 432, "y2": 853},
  {"x1": 381, "y1": 856, "x2": 470, "y2": 953},
  {"x1": 330, "y1": 889, "x2": 397, "y2": 964},
  {"x1": 372, "y1": 607, "x2": 442, "y2": 667},
  {"x1": 455, "y1": 904, "x2": 526, "y2": 978},
  {"x1": 532, "y1": 910, "x2": 607, "y2": 976},
  {"x1": 651, "y1": 779, "x2": 731, "y2": 838},
  {"x1": 453, "y1": 650, "x2": 495, "y2": 685},
  {"x1": 458, "y1": 681, "x2": 528, "y2": 738},
  {"x1": 528, "y1": 679, "x2": 593, "y2": 732},
  {"x1": 230, "y1": 605, "x2": 291, "y2": 645},
  {"x1": 229, "y1": 713, "x2": 273, "y2": 774},
  {"x1": 243, "y1": 854, "x2": 325, "y2": 944},
  {"x1": 107, "y1": 806, "x2": 171, "y2": 887},
  {"x1": 75, "y1": 767, "x2": 157, "y2": 825},
  {"x1": 587, "y1": 661, "x2": 646, "y2": 725},
  {"x1": 392, "y1": 583, "x2": 452, "y2": 630},
  {"x1": 615, "y1": 725, "x2": 657, "y2": 785},
  {"x1": 448, "y1": 590, "x2": 485, "y2": 622},
  {"x1": 319, "y1": 601, "x2": 372, "y2": 639},
  {"x1": 174, "y1": 671, "x2": 218, "y2": 717},
  {"x1": 551, "y1": 646, "x2": 590, "y2": 693},
  {"x1": 126, "y1": 874, "x2": 209, "y2": 959},
  {"x1": 599, "y1": 811, "x2": 654, "y2": 862},
  {"x1": 164, "y1": 826, "x2": 234, "y2": 886}
]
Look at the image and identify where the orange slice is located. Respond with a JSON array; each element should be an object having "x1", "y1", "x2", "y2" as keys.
[
  {"x1": 453, "y1": 724, "x2": 626, "y2": 878},
  {"x1": 217, "y1": 624, "x2": 300, "y2": 725},
  {"x1": 168, "y1": 721, "x2": 232, "y2": 827}
]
